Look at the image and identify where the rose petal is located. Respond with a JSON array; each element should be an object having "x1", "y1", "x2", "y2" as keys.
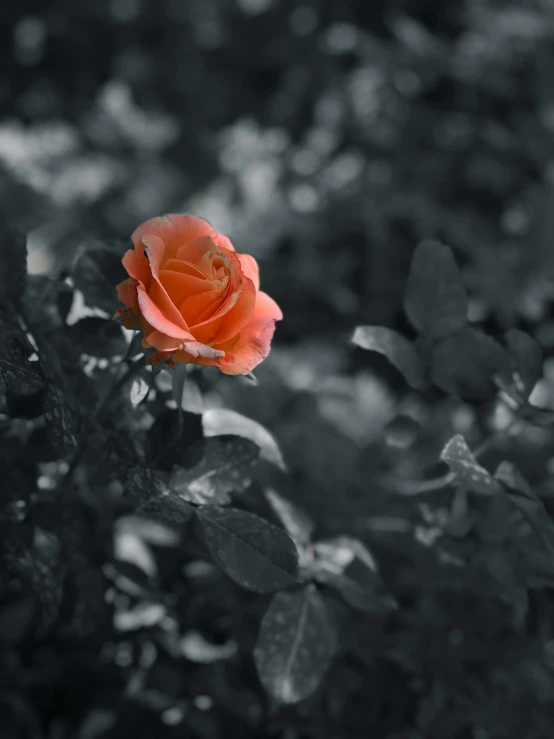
[
  {"x1": 147, "y1": 279, "x2": 192, "y2": 332},
  {"x1": 122, "y1": 250, "x2": 150, "y2": 287},
  {"x1": 180, "y1": 283, "x2": 230, "y2": 326},
  {"x1": 188, "y1": 251, "x2": 251, "y2": 338},
  {"x1": 171, "y1": 351, "x2": 218, "y2": 368},
  {"x1": 176, "y1": 236, "x2": 219, "y2": 270},
  {"x1": 163, "y1": 258, "x2": 209, "y2": 280},
  {"x1": 137, "y1": 286, "x2": 195, "y2": 341},
  {"x1": 238, "y1": 253, "x2": 260, "y2": 289},
  {"x1": 198, "y1": 276, "x2": 257, "y2": 346},
  {"x1": 183, "y1": 341, "x2": 225, "y2": 359},
  {"x1": 141, "y1": 233, "x2": 166, "y2": 272},
  {"x1": 132, "y1": 214, "x2": 216, "y2": 261},
  {"x1": 142, "y1": 234, "x2": 193, "y2": 332},
  {"x1": 197, "y1": 249, "x2": 229, "y2": 281},
  {"x1": 159, "y1": 269, "x2": 213, "y2": 305},
  {"x1": 139, "y1": 312, "x2": 155, "y2": 340},
  {"x1": 145, "y1": 333, "x2": 225, "y2": 360},
  {"x1": 128, "y1": 240, "x2": 150, "y2": 285},
  {"x1": 213, "y1": 233, "x2": 236, "y2": 253},
  {"x1": 254, "y1": 290, "x2": 283, "y2": 321},
  {"x1": 116, "y1": 277, "x2": 139, "y2": 309},
  {"x1": 218, "y1": 318, "x2": 278, "y2": 375},
  {"x1": 143, "y1": 330, "x2": 182, "y2": 352}
]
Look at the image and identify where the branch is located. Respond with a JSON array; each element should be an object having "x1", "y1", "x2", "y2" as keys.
[{"x1": 385, "y1": 421, "x2": 519, "y2": 496}]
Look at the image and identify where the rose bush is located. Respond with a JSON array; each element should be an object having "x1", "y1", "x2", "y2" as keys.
[{"x1": 115, "y1": 214, "x2": 282, "y2": 374}]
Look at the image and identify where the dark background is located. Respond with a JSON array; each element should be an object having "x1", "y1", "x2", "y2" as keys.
[{"x1": 4, "y1": 0, "x2": 554, "y2": 737}]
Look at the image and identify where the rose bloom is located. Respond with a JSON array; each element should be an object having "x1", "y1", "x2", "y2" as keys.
[{"x1": 115, "y1": 215, "x2": 282, "y2": 375}]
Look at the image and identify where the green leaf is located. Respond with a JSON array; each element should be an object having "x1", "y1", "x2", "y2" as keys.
[
  {"x1": 516, "y1": 404, "x2": 554, "y2": 426},
  {"x1": 495, "y1": 461, "x2": 554, "y2": 558},
  {"x1": 195, "y1": 506, "x2": 299, "y2": 592},
  {"x1": 431, "y1": 327, "x2": 511, "y2": 400},
  {"x1": 254, "y1": 585, "x2": 336, "y2": 703},
  {"x1": 72, "y1": 244, "x2": 126, "y2": 314},
  {"x1": 494, "y1": 461, "x2": 533, "y2": 498},
  {"x1": 0, "y1": 318, "x2": 45, "y2": 397},
  {"x1": 126, "y1": 467, "x2": 194, "y2": 525},
  {"x1": 170, "y1": 436, "x2": 260, "y2": 505},
  {"x1": 24, "y1": 275, "x2": 72, "y2": 334},
  {"x1": 312, "y1": 535, "x2": 377, "y2": 572},
  {"x1": 317, "y1": 569, "x2": 396, "y2": 613},
  {"x1": 351, "y1": 326, "x2": 427, "y2": 390},
  {"x1": 404, "y1": 241, "x2": 468, "y2": 339},
  {"x1": 504, "y1": 328, "x2": 542, "y2": 400},
  {"x1": 494, "y1": 462, "x2": 554, "y2": 587},
  {"x1": 203, "y1": 409, "x2": 286, "y2": 470},
  {"x1": 308, "y1": 536, "x2": 396, "y2": 613},
  {"x1": 441, "y1": 435, "x2": 500, "y2": 495},
  {"x1": 264, "y1": 488, "x2": 315, "y2": 546},
  {"x1": 43, "y1": 382, "x2": 81, "y2": 456},
  {"x1": 0, "y1": 227, "x2": 27, "y2": 310}
]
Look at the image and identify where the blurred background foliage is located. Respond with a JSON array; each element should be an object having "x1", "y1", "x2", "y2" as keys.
[{"x1": 4, "y1": 0, "x2": 554, "y2": 737}]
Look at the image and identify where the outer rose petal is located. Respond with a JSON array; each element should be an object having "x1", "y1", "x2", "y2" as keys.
[
  {"x1": 148, "y1": 279, "x2": 192, "y2": 332},
  {"x1": 143, "y1": 330, "x2": 182, "y2": 352},
  {"x1": 116, "y1": 277, "x2": 139, "y2": 309},
  {"x1": 238, "y1": 253, "x2": 260, "y2": 289},
  {"x1": 141, "y1": 233, "x2": 167, "y2": 273},
  {"x1": 212, "y1": 233, "x2": 236, "y2": 253},
  {"x1": 122, "y1": 249, "x2": 150, "y2": 287},
  {"x1": 132, "y1": 214, "x2": 216, "y2": 261},
  {"x1": 184, "y1": 342, "x2": 225, "y2": 359},
  {"x1": 254, "y1": 291, "x2": 283, "y2": 321},
  {"x1": 142, "y1": 233, "x2": 192, "y2": 331},
  {"x1": 137, "y1": 286, "x2": 195, "y2": 341},
  {"x1": 217, "y1": 318, "x2": 278, "y2": 375},
  {"x1": 142, "y1": 330, "x2": 223, "y2": 357},
  {"x1": 169, "y1": 349, "x2": 220, "y2": 368}
]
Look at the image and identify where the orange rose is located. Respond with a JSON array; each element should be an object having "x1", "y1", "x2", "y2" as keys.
[{"x1": 115, "y1": 214, "x2": 282, "y2": 375}]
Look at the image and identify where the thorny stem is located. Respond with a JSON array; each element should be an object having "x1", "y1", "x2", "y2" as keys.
[{"x1": 388, "y1": 419, "x2": 520, "y2": 496}]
